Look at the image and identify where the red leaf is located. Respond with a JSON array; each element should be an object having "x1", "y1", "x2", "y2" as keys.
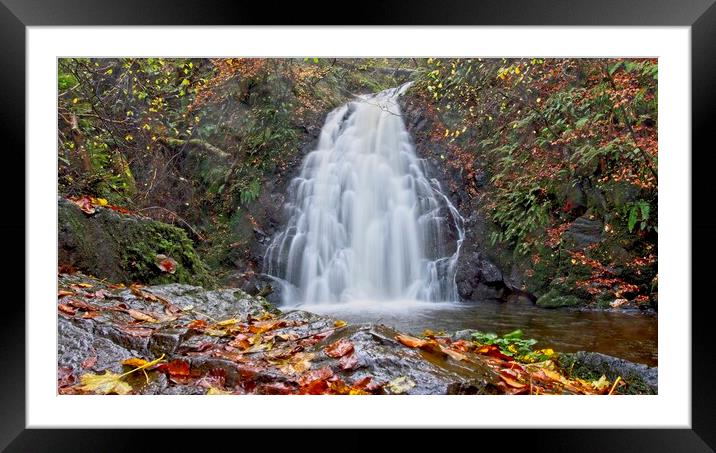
[
  {"x1": 70, "y1": 196, "x2": 96, "y2": 215},
  {"x1": 188, "y1": 319, "x2": 208, "y2": 330},
  {"x1": 159, "y1": 360, "x2": 191, "y2": 377},
  {"x1": 324, "y1": 338, "x2": 354, "y2": 358},
  {"x1": 57, "y1": 366, "x2": 75, "y2": 387},
  {"x1": 338, "y1": 353, "x2": 359, "y2": 371},
  {"x1": 81, "y1": 356, "x2": 97, "y2": 369},
  {"x1": 299, "y1": 366, "x2": 334, "y2": 387},
  {"x1": 258, "y1": 382, "x2": 294, "y2": 395},
  {"x1": 156, "y1": 255, "x2": 177, "y2": 274}
]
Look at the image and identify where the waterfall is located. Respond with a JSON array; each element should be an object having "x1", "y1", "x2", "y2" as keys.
[{"x1": 264, "y1": 84, "x2": 464, "y2": 305}]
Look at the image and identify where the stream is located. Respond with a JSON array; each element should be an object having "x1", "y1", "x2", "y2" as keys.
[{"x1": 291, "y1": 301, "x2": 658, "y2": 367}]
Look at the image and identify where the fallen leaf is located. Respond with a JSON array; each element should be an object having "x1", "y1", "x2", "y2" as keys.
[
  {"x1": 75, "y1": 282, "x2": 93, "y2": 288},
  {"x1": 155, "y1": 254, "x2": 177, "y2": 274},
  {"x1": 395, "y1": 334, "x2": 427, "y2": 348},
  {"x1": 334, "y1": 320, "x2": 347, "y2": 328},
  {"x1": 58, "y1": 366, "x2": 75, "y2": 387},
  {"x1": 278, "y1": 352, "x2": 314, "y2": 375},
  {"x1": 159, "y1": 360, "x2": 190, "y2": 377},
  {"x1": 78, "y1": 371, "x2": 132, "y2": 395},
  {"x1": 338, "y1": 353, "x2": 359, "y2": 370},
  {"x1": 122, "y1": 357, "x2": 150, "y2": 368},
  {"x1": 58, "y1": 304, "x2": 77, "y2": 315},
  {"x1": 81, "y1": 356, "x2": 98, "y2": 369},
  {"x1": 440, "y1": 345, "x2": 467, "y2": 362},
  {"x1": 217, "y1": 318, "x2": 239, "y2": 326},
  {"x1": 206, "y1": 388, "x2": 233, "y2": 395},
  {"x1": 67, "y1": 299, "x2": 99, "y2": 311},
  {"x1": 70, "y1": 196, "x2": 96, "y2": 215},
  {"x1": 386, "y1": 376, "x2": 416, "y2": 394},
  {"x1": 188, "y1": 319, "x2": 208, "y2": 330},
  {"x1": 127, "y1": 309, "x2": 159, "y2": 323},
  {"x1": 258, "y1": 382, "x2": 294, "y2": 395},
  {"x1": 58, "y1": 290, "x2": 74, "y2": 298},
  {"x1": 324, "y1": 338, "x2": 354, "y2": 358},
  {"x1": 500, "y1": 375, "x2": 527, "y2": 389},
  {"x1": 120, "y1": 326, "x2": 154, "y2": 337},
  {"x1": 299, "y1": 366, "x2": 334, "y2": 386}
]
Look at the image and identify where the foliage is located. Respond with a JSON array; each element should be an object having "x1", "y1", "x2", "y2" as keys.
[{"x1": 412, "y1": 57, "x2": 658, "y2": 305}]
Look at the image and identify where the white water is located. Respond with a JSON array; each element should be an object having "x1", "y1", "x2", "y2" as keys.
[{"x1": 264, "y1": 84, "x2": 464, "y2": 306}]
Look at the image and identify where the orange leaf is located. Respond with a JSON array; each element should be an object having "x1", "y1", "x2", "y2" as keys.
[
  {"x1": 396, "y1": 334, "x2": 428, "y2": 348},
  {"x1": 58, "y1": 290, "x2": 74, "y2": 298},
  {"x1": 324, "y1": 338, "x2": 354, "y2": 358},
  {"x1": 127, "y1": 309, "x2": 158, "y2": 323},
  {"x1": 58, "y1": 304, "x2": 76, "y2": 315}
]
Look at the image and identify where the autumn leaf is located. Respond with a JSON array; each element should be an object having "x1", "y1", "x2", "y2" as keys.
[
  {"x1": 278, "y1": 352, "x2": 314, "y2": 375},
  {"x1": 217, "y1": 318, "x2": 239, "y2": 326},
  {"x1": 188, "y1": 319, "x2": 208, "y2": 330},
  {"x1": 122, "y1": 357, "x2": 150, "y2": 368},
  {"x1": 324, "y1": 338, "x2": 354, "y2": 358},
  {"x1": 338, "y1": 353, "x2": 359, "y2": 371},
  {"x1": 206, "y1": 388, "x2": 233, "y2": 395},
  {"x1": 120, "y1": 326, "x2": 154, "y2": 337},
  {"x1": 333, "y1": 320, "x2": 347, "y2": 328},
  {"x1": 439, "y1": 345, "x2": 467, "y2": 362},
  {"x1": 58, "y1": 304, "x2": 77, "y2": 315},
  {"x1": 299, "y1": 366, "x2": 334, "y2": 386},
  {"x1": 78, "y1": 371, "x2": 133, "y2": 395},
  {"x1": 395, "y1": 334, "x2": 427, "y2": 348},
  {"x1": 58, "y1": 290, "x2": 74, "y2": 297},
  {"x1": 386, "y1": 376, "x2": 416, "y2": 394},
  {"x1": 155, "y1": 254, "x2": 177, "y2": 274},
  {"x1": 81, "y1": 355, "x2": 98, "y2": 369},
  {"x1": 70, "y1": 196, "x2": 96, "y2": 215},
  {"x1": 127, "y1": 309, "x2": 159, "y2": 323},
  {"x1": 159, "y1": 360, "x2": 191, "y2": 377}
]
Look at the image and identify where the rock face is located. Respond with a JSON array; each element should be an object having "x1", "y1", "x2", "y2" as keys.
[
  {"x1": 563, "y1": 215, "x2": 603, "y2": 250},
  {"x1": 58, "y1": 198, "x2": 214, "y2": 287},
  {"x1": 57, "y1": 273, "x2": 502, "y2": 395}
]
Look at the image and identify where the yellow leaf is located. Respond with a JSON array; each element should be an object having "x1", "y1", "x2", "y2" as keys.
[
  {"x1": 122, "y1": 357, "x2": 149, "y2": 368},
  {"x1": 217, "y1": 318, "x2": 239, "y2": 326},
  {"x1": 93, "y1": 198, "x2": 108, "y2": 206},
  {"x1": 333, "y1": 320, "x2": 347, "y2": 328},
  {"x1": 206, "y1": 388, "x2": 233, "y2": 395},
  {"x1": 78, "y1": 371, "x2": 133, "y2": 395}
]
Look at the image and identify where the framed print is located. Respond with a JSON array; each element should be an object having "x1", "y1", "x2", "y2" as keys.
[{"x1": 3, "y1": 0, "x2": 715, "y2": 450}]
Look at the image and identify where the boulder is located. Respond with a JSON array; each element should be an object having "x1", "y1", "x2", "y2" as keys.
[
  {"x1": 557, "y1": 351, "x2": 657, "y2": 394},
  {"x1": 562, "y1": 215, "x2": 603, "y2": 250},
  {"x1": 58, "y1": 198, "x2": 214, "y2": 287}
]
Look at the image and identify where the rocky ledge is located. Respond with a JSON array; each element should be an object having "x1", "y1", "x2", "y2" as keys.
[{"x1": 57, "y1": 272, "x2": 657, "y2": 395}]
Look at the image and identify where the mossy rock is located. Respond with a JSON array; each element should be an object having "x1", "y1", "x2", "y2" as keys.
[
  {"x1": 58, "y1": 198, "x2": 215, "y2": 287},
  {"x1": 535, "y1": 289, "x2": 583, "y2": 308}
]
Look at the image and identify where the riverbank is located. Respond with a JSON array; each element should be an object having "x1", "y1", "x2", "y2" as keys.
[{"x1": 57, "y1": 272, "x2": 657, "y2": 395}]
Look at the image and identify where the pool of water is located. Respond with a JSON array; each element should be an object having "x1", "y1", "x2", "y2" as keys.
[{"x1": 288, "y1": 300, "x2": 658, "y2": 366}]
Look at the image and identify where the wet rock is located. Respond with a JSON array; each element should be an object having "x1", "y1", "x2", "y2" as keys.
[
  {"x1": 455, "y1": 251, "x2": 508, "y2": 301},
  {"x1": 58, "y1": 317, "x2": 137, "y2": 375},
  {"x1": 557, "y1": 351, "x2": 657, "y2": 394},
  {"x1": 142, "y1": 284, "x2": 273, "y2": 320},
  {"x1": 311, "y1": 324, "x2": 501, "y2": 395},
  {"x1": 563, "y1": 215, "x2": 603, "y2": 250},
  {"x1": 58, "y1": 197, "x2": 214, "y2": 287}
]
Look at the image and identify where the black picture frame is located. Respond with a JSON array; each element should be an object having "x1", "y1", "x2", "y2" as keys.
[{"x1": 2, "y1": 0, "x2": 714, "y2": 450}]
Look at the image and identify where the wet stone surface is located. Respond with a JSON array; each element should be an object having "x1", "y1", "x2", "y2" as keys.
[{"x1": 57, "y1": 272, "x2": 655, "y2": 395}]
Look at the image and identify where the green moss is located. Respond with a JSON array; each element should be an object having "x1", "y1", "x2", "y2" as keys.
[
  {"x1": 59, "y1": 199, "x2": 215, "y2": 287},
  {"x1": 535, "y1": 289, "x2": 582, "y2": 308}
]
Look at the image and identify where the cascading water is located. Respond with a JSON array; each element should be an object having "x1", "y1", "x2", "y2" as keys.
[{"x1": 264, "y1": 84, "x2": 464, "y2": 306}]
